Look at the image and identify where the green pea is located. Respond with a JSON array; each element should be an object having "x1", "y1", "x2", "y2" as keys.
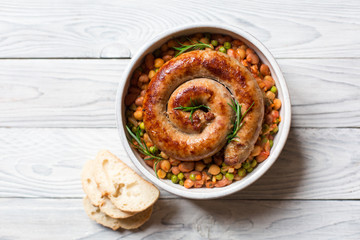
[
  {"x1": 166, "y1": 172, "x2": 173, "y2": 179},
  {"x1": 247, "y1": 167, "x2": 254, "y2": 173},
  {"x1": 243, "y1": 162, "x2": 251, "y2": 169},
  {"x1": 211, "y1": 40, "x2": 218, "y2": 47},
  {"x1": 139, "y1": 122, "x2": 145, "y2": 130},
  {"x1": 269, "y1": 139, "x2": 274, "y2": 148},
  {"x1": 270, "y1": 86, "x2": 277, "y2": 94},
  {"x1": 261, "y1": 136, "x2": 268, "y2": 145},
  {"x1": 177, "y1": 172, "x2": 184, "y2": 180},
  {"x1": 179, "y1": 180, "x2": 184, "y2": 186},
  {"x1": 140, "y1": 131, "x2": 144, "y2": 137},
  {"x1": 149, "y1": 146, "x2": 158, "y2": 154},
  {"x1": 224, "y1": 42, "x2": 231, "y2": 49},
  {"x1": 131, "y1": 126, "x2": 137, "y2": 133},
  {"x1": 189, "y1": 173, "x2": 196, "y2": 181},
  {"x1": 171, "y1": 175, "x2": 179, "y2": 184},
  {"x1": 262, "y1": 124, "x2": 270, "y2": 133},
  {"x1": 238, "y1": 168, "x2": 247, "y2": 177},
  {"x1": 220, "y1": 169, "x2": 227, "y2": 175},
  {"x1": 219, "y1": 46, "x2": 226, "y2": 53},
  {"x1": 221, "y1": 162, "x2": 227, "y2": 167},
  {"x1": 155, "y1": 68, "x2": 159, "y2": 72},
  {"x1": 271, "y1": 126, "x2": 279, "y2": 134},
  {"x1": 225, "y1": 172, "x2": 234, "y2": 181},
  {"x1": 251, "y1": 160, "x2": 257, "y2": 168},
  {"x1": 215, "y1": 173, "x2": 223, "y2": 180}
]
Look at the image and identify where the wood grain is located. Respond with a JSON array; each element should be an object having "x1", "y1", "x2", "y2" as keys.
[
  {"x1": 0, "y1": 127, "x2": 359, "y2": 199},
  {"x1": 0, "y1": 0, "x2": 359, "y2": 58},
  {"x1": 0, "y1": 198, "x2": 359, "y2": 239},
  {"x1": 0, "y1": 59, "x2": 359, "y2": 128}
]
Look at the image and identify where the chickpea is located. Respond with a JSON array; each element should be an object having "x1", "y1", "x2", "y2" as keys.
[
  {"x1": 133, "y1": 110, "x2": 143, "y2": 120},
  {"x1": 184, "y1": 179, "x2": 194, "y2": 189},
  {"x1": 266, "y1": 91, "x2": 276, "y2": 101},
  {"x1": 178, "y1": 161, "x2": 195, "y2": 172},
  {"x1": 145, "y1": 160, "x2": 154, "y2": 168},
  {"x1": 157, "y1": 169, "x2": 166, "y2": 179},
  {"x1": 154, "y1": 58, "x2": 165, "y2": 68},
  {"x1": 200, "y1": 37, "x2": 210, "y2": 44},
  {"x1": 162, "y1": 55, "x2": 172, "y2": 62},
  {"x1": 251, "y1": 146, "x2": 261, "y2": 156},
  {"x1": 247, "y1": 53, "x2": 259, "y2": 65},
  {"x1": 148, "y1": 70, "x2": 156, "y2": 79},
  {"x1": 236, "y1": 48, "x2": 246, "y2": 60},
  {"x1": 250, "y1": 65, "x2": 259, "y2": 75},
  {"x1": 263, "y1": 75, "x2": 275, "y2": 90},
  {"x1": 246, "y1": 48, "x2": 254, "y2": 56},
  {"x1": 171, "y1": 166, "x2": 180, "y2": 175},
  {"x1": 273, "y1": 99, "x2": 282, "y2": 110},
  {"x1": 195, "y1": 161, "x2": 206, "y2": 171},
  {"x1": 139, "y1": 74, "x2": 149, "y2": 83},
  {"x1": 227, "y1": 49, "x2": 236, "y2": 59},
  {"x1": 240, "y1": 44, "x2": 248, "y2": 50},
  {"x1": 160, "y1": 151, "x2": 169, "y2": 159},
  {"x1": 232, "y1": 39, "x2": 243, "y2": 47},
  {"x1": 169, "y1": 158, "x2": 181, "y2": 166},
  {"x1": 233, "y1": 162, "x2": 242, "y2": 169},
  {"x1": 141, "y1": 83, "x2": 148, "y2": 90},
  {"x1": 160, "y1": 160, "x2": 171, "y2": 172},
  {"x1": 208, "y1": 164, "x2": 221, "y2": 175},
  {"x1": 260, "y1": 64, "x2": 271, "y2": 76},
  {"x1": 140, "y1": 89, "x2": 146, "y2": 96},
  {"x1": 135, "y1": 96, "x2": 144, "y2": 106},
  {"x1": 145, "y1": 54, "x2": 154, "y2": 69}
]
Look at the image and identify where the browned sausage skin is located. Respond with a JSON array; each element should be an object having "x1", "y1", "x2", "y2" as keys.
[{"x1": 143, "y1": 50, "x2": 264, "y2": 165}]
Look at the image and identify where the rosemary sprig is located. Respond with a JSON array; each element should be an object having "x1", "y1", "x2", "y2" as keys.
[
  {"x1": 173, "y1": 40, "x2": 213, "y2": 57},
  {"x1": 126, "y1": 125, "x2": 163, "y2": 178},
  {"x1": 173, "y1": 98, "x2": 210, "y2": 123},
  {"x1": 227, "y1": 99, "x2": 255, "y2": 143}
]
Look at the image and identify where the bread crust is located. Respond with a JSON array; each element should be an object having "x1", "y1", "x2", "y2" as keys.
[{"x1": 143, "y1": 50, "x2": 264, "y2": 165}]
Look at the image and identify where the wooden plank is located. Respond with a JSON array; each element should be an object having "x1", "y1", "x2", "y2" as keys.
[
  {"x1": 0, "y1": 59, "x2": 359, "y2": 128},
  {"x1": 0, "y1": 198, "x2": 359, "y2": 239},
  {"x1": 0, "y1": 127, "x2": 359, "y2": 199},
  {"x1": 0, "y1": 0, "x2": 359, "y2": 58}
]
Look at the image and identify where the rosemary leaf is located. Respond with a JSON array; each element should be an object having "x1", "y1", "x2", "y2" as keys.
[
  {"x1": 227, "y1": 100, "x2": 255, "y2": 143},
  {"x1": 173, "y1": 40, "x2": 213, "y2": 57}
]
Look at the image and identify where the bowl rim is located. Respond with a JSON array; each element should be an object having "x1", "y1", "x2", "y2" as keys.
[{"x1": 116, "y1": 23, "x2": 291, "y2": 199}]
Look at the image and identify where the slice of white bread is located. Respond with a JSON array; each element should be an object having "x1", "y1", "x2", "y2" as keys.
[
  {"x1": 94, "y1": 150, "x2": 159, "y2": 213},
  {"x1": 81, "y1": 159, "x2": 105, "y2": 206},
  {"x1": 82, "y1": 159, "x2": 135, "y2": 219},
  {"x1": 83, "y1": 196, "x2": 153, "y2": 230},
  {"x1": 100, "y1": 197, "x2": 135, "y2": 219}
]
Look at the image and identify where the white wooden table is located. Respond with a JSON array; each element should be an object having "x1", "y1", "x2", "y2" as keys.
[{"x1": 1, "y1": 0, "x2": 359, "y2": 239}]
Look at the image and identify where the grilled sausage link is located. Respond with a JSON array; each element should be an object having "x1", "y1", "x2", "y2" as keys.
[{"x1": 143, "y1": 50, "x2": 264, "y2": 165}]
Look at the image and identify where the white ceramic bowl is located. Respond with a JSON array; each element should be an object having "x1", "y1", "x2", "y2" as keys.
[{"x1": 116, "y1": 23, "x2": 291, "y2": 199}]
